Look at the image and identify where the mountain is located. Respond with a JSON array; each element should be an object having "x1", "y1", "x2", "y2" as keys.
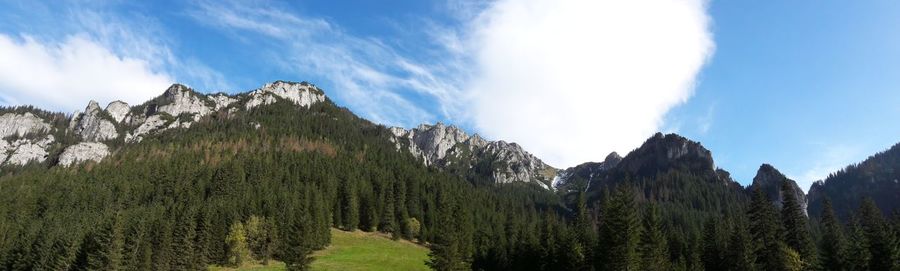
[
  {"x1": 389, "y1": 123, "x2": 557, "y2": 187},
  {"x1": 748, "y1": 164, "x2": 808, "y2": 215},
  {"x1": 0, "y1": 81, "x2": 554, "y2": 189},
  {"x1": 807, "y1": 142, "x2": 900, "y2": 218},
  {"x1": 552, "y1": 151, "x2": 622, "y2": 192}
]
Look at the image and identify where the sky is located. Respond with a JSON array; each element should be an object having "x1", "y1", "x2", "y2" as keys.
[{"x1": 1, "y1": 0, "x2": 899, "y2": 191}]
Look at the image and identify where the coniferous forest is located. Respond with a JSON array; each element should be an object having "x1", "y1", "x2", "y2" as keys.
[{"x1": 0, "y1": 94, "x2": 899, "y2": 271}]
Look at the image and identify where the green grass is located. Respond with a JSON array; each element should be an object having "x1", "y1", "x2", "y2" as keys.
[
  {"x1": 209, "y1": 229, "x2": 430, "y2": 271},
  {"x1": 311, "y1": 229, "x2": 430, "y2": 271}
]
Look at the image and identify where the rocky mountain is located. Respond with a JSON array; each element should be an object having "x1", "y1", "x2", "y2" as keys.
[
  {"x1": 808, "y1": 142, "x2": 900, "y2": 218},
  {"x1": 0, "y1": 81, "x2": 326, "y2": 170},
  {"x1": 389, "y1": 122, "x2": 557, "y2": 187},
  {"x1": 0, "y1": 80, "x2": 556, "y2": 188},
  {"x1": 749, "y1": 164, "x2": 808, "y2": 215},
  {"x1": 552, "y1": 152, "x2": 622, "y2": 192}
]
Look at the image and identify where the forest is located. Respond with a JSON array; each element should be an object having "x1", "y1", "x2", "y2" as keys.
[{"x1": 0, "y1": 99, "x2": 898, "y2": 271}]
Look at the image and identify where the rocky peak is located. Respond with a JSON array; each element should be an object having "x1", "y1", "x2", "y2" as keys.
[
  {"x1": 751, "y1": 164, "x2": 808, "y2": 215},
  {"x1": 0, "y1": 112, "x2": 52, "y2": 138},
  {"x1": 70, "y1": 100, "x2": 118, "y2": 142},
  {"x1": 247, "y1": 81, "x2": 326, "y2": 109},
  {"x1": 158, "y1": 84, "x2": 212, "y2": 118},
  {"x1": 390, "y1": 122, "x2": 555, "y2": 186},
  {"x1": 616, "y1": 133, "x2": 716, "y2": 178},
  {"x1": 553, "y1": 152, "x2": 622, "y2": 190},
  {"x1": 105, "y1": 101, "x2": 130, "y2": 123}
]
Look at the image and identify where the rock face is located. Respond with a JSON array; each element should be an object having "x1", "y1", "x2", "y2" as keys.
[
  {"x1": 0, "y1": 112, "x2": 51, "y2": 138},
  {"x1": 105, "y1": 101, "x2": 130, "y2": 123},
  {"x1": 71, "y1": 101, "x2": 119, "y2": 142},
  {"x1": 3, "y1": 136, "x2": 54, "y2": 166},
  {"x1": 246, "y1": 81, "x2": 326, "y2": 110},
  {"x1": 58, "y1": 142, "x2": 110, "y2": 167},
  {"x1": 750, "y1": 164, "x2": 808, "y2": 215},
  {"x1": 553, "y1": 152, "x2": 622, "y2": 191},
  {"x1": 158, "y1": 84, "x2": 213, "y2": 120},
  {"x1": 390, "y1": 122, "x2": 556, "y2": 187}
]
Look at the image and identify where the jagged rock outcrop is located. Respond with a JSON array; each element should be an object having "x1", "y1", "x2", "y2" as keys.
[
  {"x1": 553, "y1": 152, "x2": 622, "y2": 190},
  {"x1": 158, "y1": 84, "x2": 213, "y2": 120},
  {"x1": 58, "y1": 142, "x2": 110, "y2": 167},
  {"x1": 209, "y1": 93, "x2": 237, "y2": 110},
  {"x1": 390, "y1": 122, "x2": 556, "y2": 187},
  {"x1": 70, "y1": 101, "x2": 119, "y2": 142},
  {"x1": 750, "y1": 164, "x2": 808, "y2": 215},
  {"x1": 125, "y1": 115, "x2": 169, "y2": 143},
  {"x1": 2, "y1": 135, "x2": 54, "y2": 166},
  {"x1": 246, "y1": 81, "x2": 326, "y2": 110},
  {"x1": 105, "y1": 101, "x2": 130, "y2": 123},
  {"x1": 0, "y1": 112, "x2": 51, "y2": 138}
]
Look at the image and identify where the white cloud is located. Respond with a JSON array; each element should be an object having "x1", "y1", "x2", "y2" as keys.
[
  {"x1": 189, "y1": 0, "x2": 458, "y2": 127},
  {"x1": 0, "y1": 34, "x2": 172, "y2": 112},
  {"x1": 460, "y1": 0, "x2": 715, "y2": 167},
  {"x1": 0, "y1": 5, "x2": 231, "y2": 112}
]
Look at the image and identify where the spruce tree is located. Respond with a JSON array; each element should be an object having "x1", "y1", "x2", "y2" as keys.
[
  {"x1": 779, "y1": 181, "x2": 816, "y2": 269},
  {"x1": 845, "y1": 217, "x2": 870, "y2": 271},
  {"x1": 857, "y1": 198, "x2": 896, "y2": 271},
  {"x1": 638, "y1": 204, "x2": 669, "y2": 271},
  {"x1": 748, "y1": 186, "x2": 782, "y2": 271},
  {"x1": 818, "y1": 198, "x2": 846, "y2": 271},
  {"x1": 171, "y1": 211, "x2": 197, "y2": 270},
  {"x1": 701, "y1": 217, "x2": 726, "y2": 271},
  {"x1": 85, "y1": 213, "x2": 125, "y2": 270},
  {"x1": 724, "y1": 221, "x2": 755, "y2": 271},
  {"x1": 282, "y1": 207, "x2": 313, "y2": 271},
  {"x1": 596, "y1": 186, "x2": 640, "y2": 271}
]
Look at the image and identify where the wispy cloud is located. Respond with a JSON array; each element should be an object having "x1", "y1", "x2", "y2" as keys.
[
  {"x1": 188, "y1": 0, "x2": 716, "y2": 168},
  {"x1": 788, "y1": 143, "x2": 862, "y2": 193},
  {"x1": 187, "y1": 0, "x2": 466, "y2": 127},
  {"x1": 0, "y1": 2, "x2": 231, "y2": 112}
]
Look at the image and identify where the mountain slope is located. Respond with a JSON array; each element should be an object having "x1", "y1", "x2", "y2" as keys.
[{"x1": 808, "y1": 143, "x2": 900, "y2": 218}]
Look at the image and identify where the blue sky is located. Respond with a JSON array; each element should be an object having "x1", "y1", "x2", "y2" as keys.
[{"x1": 1, "y1": 0, "x2": 898, "y2": 191}]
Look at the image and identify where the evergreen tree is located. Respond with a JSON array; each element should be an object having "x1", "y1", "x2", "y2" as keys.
[
  {"x1": 818, "y1": 198, "x2": 846, "y2": 271},
  {"x1": 427, "y1": 191, "x2": 471, "y2": 271},
  {"x1": 172, "y1": 210, "x2": 197, "y2": 270},
  {"x1": 857, "y1": 198, "x2": 897, "y2": 271},
  {"x1": 724, "y1": 221, "x2": 755, "y2": 271},
  {"x1": 702, "y1": 218, "x2": 726, "y2": 271},
  {"x1": 193, "y1": 209, "x2": 213, "y2": 270},
  {"x1": 780, "y1": 181, "x2": 816, "y2": 269},
  {"x1": 845, "y1": 217, "x2": 870, "y2": 271},
  {"x1": 341, "y1": 179, "x2": 360, "y2": 231},
  {"x1": 748, "y1": 187, "x2": 782, "y2": 271},
  {"x1": 596, "y1": 186, "x2": 640, "y2": 271},
  {"x1": 638, "y1": 204, "x2": 669, "y2": 271},
  {"x1": 282, "y1": 207, "x2": 313, "y2": 271},
  {"x1": 85, "y1": 213, "x2": 125, "y2": 271},
  {"x1": 573, "y1": 190, "x2": 596, "y2": 269}
]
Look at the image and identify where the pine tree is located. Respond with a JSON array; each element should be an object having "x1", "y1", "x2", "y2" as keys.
[
  {"x1": 702, "y1": 218, "x2": 726, "y2": 271},
  {"x1": 427, "y1": 191, "x2": 471, "y2": 271},
  {"x1": 282, "y1": 207, "x2": 313, "y2": 271},
  {"x1": 857, "y1": 198, "x2": 896, "y2": 271},
  {"x1": 748, "y1": 186, "x2": 782, "y2": 271},
  {"x1": 225, "y1": 220, "x2": 250, "y2": 267},
  {"x1": 724, "y1": 221, "x2": 755, "y2": 271},
  {"x1": 638, "y1": 204, "x2": 669, "y2": 271},
  {"x1": 573, "y1": 190, "x2": 596, "y2": 269},
  {"x1": 818, "y1": 198, "x2": 846, "y2": 271},
  {"x1": 380, "y1": 184, "x2": 397, "y2": 236},
  {"x1": 340, "y1": 179, "x2": 360, "y2": 231},
  {"x1": 85, "y1": 213, "x2": 125, "y2": 270},
  {"x1": 171, "y1": 210, "x2": 197, "y2": 270},
  {"x1": 779, "y1": 181, "x2": 816, "y2": 269},
  {"x1": 596, "y1": 186, "x2": 640, "y2": 271},
  {"x1": 845, "y1": 217, "x2": 870, "y2": 271},
  {"x1": 193, "y1": 209, "x2": 212, "y2": 270}
]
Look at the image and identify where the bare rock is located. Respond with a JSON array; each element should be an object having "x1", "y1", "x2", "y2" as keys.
[
  {"x1": 246, "y1": 81, "x2": 326, "y2": 110},
  {"x1": 125, "y1": 115, "x2": 169, "y2": 143},
  {"x1": 0, "y1": 112, "x2": 51, "y2": 138},
  {"x1": 71, "y1": 101, "x2": 119, "y2": 142},
  {"x1": 159, "y1": 84, "x2": 212, "y2": 120},
  {"x1": 58, "y1": 142, "x2": 110, "y2": 167},
  {"x1": 105, "y1": 101, "x2": 130, "y2": 123}
]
